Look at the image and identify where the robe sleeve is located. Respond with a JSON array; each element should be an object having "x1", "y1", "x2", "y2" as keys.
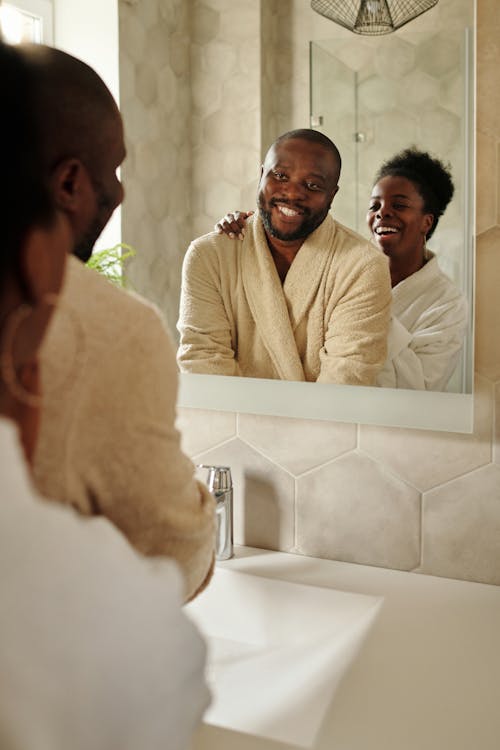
[
  {"x1": 377, "y1": 294, "x2": 468, "y2": 391},
  {"x1": 76, "y1": 307, "x2": 216, "y2": 602},
  {"x1": 317, "y1": 254, "x2": 392, "y2": 386},
  {"x1": 177, "y1": 241, "x2": 240, "y2": 376}
]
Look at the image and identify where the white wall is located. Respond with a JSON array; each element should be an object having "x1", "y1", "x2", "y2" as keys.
[{"x1": 53, "y1": 0, "x2": 121, "y2": 251}]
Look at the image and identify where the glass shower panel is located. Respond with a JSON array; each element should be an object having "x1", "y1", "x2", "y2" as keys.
[
  {"x1": 310, "y1": 30, "x2": 473, "y2": 393},
  {"x1": 309, "y1": 42, "x2": 357, "y2": 231}
]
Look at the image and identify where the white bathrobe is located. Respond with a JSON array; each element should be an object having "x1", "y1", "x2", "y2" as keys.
[
  {"x1": 376, "y1": 252, "x2": 468, "y2": 391},
  {"x1": 178, "y1": 213, "x2": 392, "y2": 386},
  {"x1": 0, "y1": 417, "x2": 210, "y2": 750}
]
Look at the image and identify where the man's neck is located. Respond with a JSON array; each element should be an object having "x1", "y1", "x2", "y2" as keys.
[{"x1": 264, "y1": 232, "x2": 305, "y2": 283}]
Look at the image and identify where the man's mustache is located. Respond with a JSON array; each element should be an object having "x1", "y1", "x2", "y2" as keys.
[{"x1": 269, "y1": 198, "x2": 310, "y2": 216}]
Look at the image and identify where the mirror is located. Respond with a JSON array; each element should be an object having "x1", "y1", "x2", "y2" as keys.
[{"x1": 119, "y1": 0, "x2": 475, "y2": 432}]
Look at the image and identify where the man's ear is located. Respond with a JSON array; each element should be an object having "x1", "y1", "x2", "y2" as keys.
[
  {"x1": 50, "y1": 158, "x2": 90, "y2": 213},
  {"x1": 328, "y1": 184, "x2": 339, "y2": 210}
]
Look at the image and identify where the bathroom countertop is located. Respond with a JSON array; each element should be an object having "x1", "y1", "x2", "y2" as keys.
[{"x1": 191, "y1": 546, "x2": 500, "y2": 750}]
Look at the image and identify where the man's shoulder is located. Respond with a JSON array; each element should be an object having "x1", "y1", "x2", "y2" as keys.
[
  {"x1": 53, "y1": 255, "x2": 170, "y2": 360},
  {"x1": 332, "y1": 219, "x2": 379, "y2": 257},
  {"x1": 65, "y1": 255, "x2": 163, "y2": 324}
]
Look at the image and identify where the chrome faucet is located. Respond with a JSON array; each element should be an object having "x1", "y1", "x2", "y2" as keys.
[{"x1": 198, "y1": 465, "x2": 233, "y2": 561}]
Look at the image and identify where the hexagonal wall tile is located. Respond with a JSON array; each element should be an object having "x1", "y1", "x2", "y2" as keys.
[
  {"x1": 475, "y1": 227, "x2": 500, "y2": 381},
  {"x1": 418, "y1": 107, "x2": 460, "y2": 155},
  {"x1": 495, "y1": 381, "x2": 500, "y2": 465},
  {"x1": 203, "y1": 109, "x2": 243, "y2": 150},
  {"x1": 359, "y1": 375, "x2": 493, "y2": 492},
  {"x1": 332, "y1": 40, "x2": 374, "y2": 73},
  {"x1": 374, "y1": 109, "x2": 417, "y2": 154},
  {"x1": 476, "y1": 132, "x2": 498, "y2": 235},
  {"x1": 296, "y1": 451, "x2": 420, "y2": 570},
  {"x1": 193, "y1": 438, "x2": 295, "y2": 552},
  {"x1": 358, "y1": 76, "x2": 397, "y2": 115},
  {"x1": 237, "y1": 413, "x2": 357, "y2": 476},
  {"x1": 192, "y1": 4, "x2": 220, "y2": 45},
  {"x1": 420, "y1": 464, "x2": 500, "y2": 584},
  {"x1": 497, "y1": 141, "x2": 500, "y2": 226},
  {"x1": 417, "y1": 35, "x2": 460, "y2": 78},
  {"x1": 176, "y1": 407, "x2": 236, "y2": 457},
  {"x1": 398, "y1": 70, "x2": 440, "y2": 111},
  {"x1": 477, "y1": 20, "x2": 500, "y2": 139},
  {"x1": 204, "y1": 180, "x2": 241, "y2": 219},
  {"x1": 374, "y1": 37, "x2": 416, "y2": 80}
]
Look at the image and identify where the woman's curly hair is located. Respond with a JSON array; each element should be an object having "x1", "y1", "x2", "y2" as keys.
[{"x1": 374, "y1": 147, "x2": 454, "y2": 239}]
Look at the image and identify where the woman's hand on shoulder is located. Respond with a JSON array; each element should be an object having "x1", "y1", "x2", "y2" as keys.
[{"x1": 214, "y1": 211, "x2": 254, "y2": 240}]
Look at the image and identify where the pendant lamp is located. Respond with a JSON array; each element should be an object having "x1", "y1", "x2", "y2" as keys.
[{"x1": 310, "y1": 0, "x2": 439, "y2": 35}]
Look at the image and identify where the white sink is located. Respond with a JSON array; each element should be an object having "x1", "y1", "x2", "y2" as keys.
[{"x1": 186, "y1": 566, "x2": 382, "y2": 748}]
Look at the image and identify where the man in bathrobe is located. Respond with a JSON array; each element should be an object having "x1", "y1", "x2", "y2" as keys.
[
  {"x1": 20, "y1": 45, "x2": 215, "y2": 602},
  {"x1": 177, "y1": 129, "x2": 392, "y2": 385}
]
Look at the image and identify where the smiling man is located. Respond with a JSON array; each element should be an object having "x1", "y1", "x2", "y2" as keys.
[{"x1": 177, "y1": 129, "x2": 392, "y2": 385}]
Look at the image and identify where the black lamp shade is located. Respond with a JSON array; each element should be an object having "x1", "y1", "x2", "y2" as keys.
[{"x1": 311, "y1": 0, "x2": 439, "y2": 35}]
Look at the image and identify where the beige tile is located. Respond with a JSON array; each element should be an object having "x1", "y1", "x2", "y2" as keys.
[
  {"x1": 194, "y1": 438, "x2": 295, "y2": 552},
  {"x1": 477, "y1": 11, "x2": 500, "y2": 139},
  {"x1": 421, "y1": 464, "x2": 500, "y2": 584},
  {"x1": 497, "y1": 140, "x2": 500, "y2": 226},
  {"x1": 237, "y1": 413, "x2": 357, "y2": 476},
  {"x1": 494, "y1": 381, "x2": 500, "y2": 465},
  {"x1": 296, "y1": 452, "x2": 420, "y2": 570},
  {"x1": 176, "y1": 408, "x2": 236, "y2": 458},
  {"x1": 476, "y1": 132, "x2": 497, "y2": 234},
  {"x1": 359, "y1": 375, "x2": 493, "y2": 491},
  {"x1": 475, "y1": 228, "x2": 500, "y2": 380},
  {"x1": 192, "y1": 4, "x2": 220, "y2": 45}
]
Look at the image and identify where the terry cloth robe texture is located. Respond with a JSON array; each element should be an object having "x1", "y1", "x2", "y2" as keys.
[
  {"x1": 376, "y1": 251, "x2": 468, "y2": 391},
  {"x1": 177, "y1": 213, "x2": 392, "y2": 386},
  {"x1": 33, "y1": 256, "x2": 215, "y2": 603}
]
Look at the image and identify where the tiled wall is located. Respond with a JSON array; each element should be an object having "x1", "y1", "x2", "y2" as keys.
[
  {"x1": 119, "y1": 0, "x2": 193, "y2": 332},
  {"x1": 121, "y1": 0, "x2": 500, "y2": 586}
]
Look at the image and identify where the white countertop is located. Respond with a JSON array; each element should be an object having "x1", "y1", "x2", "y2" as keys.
[{"x1": 191, "y1": 546, "x2": 500, "y2": 750}]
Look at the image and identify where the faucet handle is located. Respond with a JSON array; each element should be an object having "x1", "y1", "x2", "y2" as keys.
[{"x1": 197, "y1": 464, "x2": 232, "y2": 492}]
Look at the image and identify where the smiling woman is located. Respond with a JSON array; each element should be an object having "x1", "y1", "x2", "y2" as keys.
[{"x1": 368, "y1": 149, "x2": 468, "y2": 391}]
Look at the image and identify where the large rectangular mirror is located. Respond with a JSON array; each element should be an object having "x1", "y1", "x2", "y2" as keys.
[{"x1": 119, "y1": 0, "x2": 475, "y2": 433}]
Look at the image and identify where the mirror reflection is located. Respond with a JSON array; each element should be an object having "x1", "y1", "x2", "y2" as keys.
[
  {"x1": 177, "y1": 137, "x2": 468, "y2": 392},
  {"x1": 118, "y1": 0, "x2": 475, "y2": 429}
]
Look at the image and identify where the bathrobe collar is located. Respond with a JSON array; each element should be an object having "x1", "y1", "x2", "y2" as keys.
[{"x1": 241, "y1": 214, "x2": 336, "y2": 381}]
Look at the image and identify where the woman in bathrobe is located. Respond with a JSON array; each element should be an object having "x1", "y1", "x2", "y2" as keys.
[{"x1": 216, "y1": 148, "x2": 467, "y2": 392}]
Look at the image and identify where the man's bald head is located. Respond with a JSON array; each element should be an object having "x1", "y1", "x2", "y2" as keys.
[
  {"x1": 19, "y1": 44, "x2": 120, "y2": 174},
  {"x1": 18, "y1": 45, "x2": 125, "y2": 261}
]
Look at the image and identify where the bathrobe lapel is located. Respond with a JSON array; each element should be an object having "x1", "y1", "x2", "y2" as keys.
[
  {"x1": 282, "y1": 215, "x2": 335, "y2": 331},
  {"x1": 242, "y1": 218, "x2": 306, "y2": 381}
]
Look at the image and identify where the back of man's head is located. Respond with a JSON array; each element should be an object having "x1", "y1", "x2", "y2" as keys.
[
  {"x1": 17, "y1": 45, "x2": 125, "y2": 262},
  {"x1": 19, "y1": 44, "x2": 118, "y2": 175}
]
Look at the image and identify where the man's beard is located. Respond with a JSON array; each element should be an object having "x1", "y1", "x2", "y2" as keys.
[
  {"x1": 72, "y1": 187, "x2": 114, "y2": 263},
  {"x1": 73, "y1": 217, "x2": 103, "y2": 262},
  {"x1": 257, "y1": 193, "x2": 329, "y2": 242}
]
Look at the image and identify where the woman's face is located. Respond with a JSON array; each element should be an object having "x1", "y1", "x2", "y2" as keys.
[{"x1": 366, "y1": 175, "x2": 434, "y2": 265}]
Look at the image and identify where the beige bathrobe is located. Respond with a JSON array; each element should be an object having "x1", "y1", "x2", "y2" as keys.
[
  {"x1": 34, "y1": 256, "x2": 215, "y2": 602},
  {"x1": 178, "y1": 213, "x2": 391, "y2": 385}
]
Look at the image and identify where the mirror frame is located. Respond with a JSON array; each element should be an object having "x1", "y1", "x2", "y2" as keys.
[
  {"x1": 178, "y1": 6, "x2": 476, "y2": 435},
  {"x1": 178, "y1": 373, "x2": 474, "y2": 433}
]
